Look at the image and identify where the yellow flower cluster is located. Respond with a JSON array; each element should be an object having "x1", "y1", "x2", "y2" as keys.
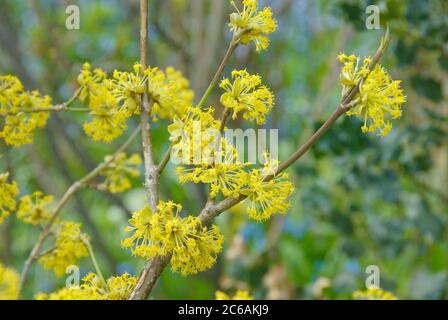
[
  {"x1": 240, "y1": 160, "x2": 294, "y2": 221},
  {"x1": 0, "y1": 75, "x2": 51, "y2": 146},
  {"x1": 215, "y1": 290, "x2": 253, "y2": 300},
  {"x1": 220, "y1": 69, "x2": 274, "y2": 125},
  {"x1": 39, "y1": 221, "x2": 89, "y2": 277},
  {"x1": 112, "y1": 63, "x2": 147, "y2": 115},
  {"x1": 78, "y1": 63, "x2": 129, "y2": 143},
  {"x1": 352, "y1": 287, "x2": 398, "y2": 300},
  {"x1": 99, "y1": 152, "x2": 141, "y2": 193},
  {"x1": 17, "y1": 191, "x2": 53, "y2": 225},
  {"x1": 0, "y1": 263, "x2": 19, "y2": 300},
  {"x1": 78, "y1": 62, "x2": 193, "y2": 142},
  {"x1": 37, "y1": 272, "x2": 137, "y2": 300},
  {"x1": 147, "y1": 66, "x2": 194, "y2": 121},
  {"x1": 168, "y1": 106, "x2": 221, "y2": 164},
  {"x1": 229, "y1": 0, "x2": 277, "y2": 52},
  {"x1": 122, "y1": 201, "x2": 224, "y2": 275},
  {"x1": 338, "y1": 54, "x2": 406, "y2": 136},
  {"x1": 112, "y1": 63, "x2": 193, "y2": 120},
  {"x1": 0, "y1": 172, "x2": 18, "y2": 224},
  {"x1": 177, "y1": 161, "x2": 247, "y2": 198}
]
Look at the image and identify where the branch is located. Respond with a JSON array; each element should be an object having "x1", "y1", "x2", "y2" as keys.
[
  {"x1": 139, "y1": 0, "x2": 159, "y2": 213},
  {"x1": 0, "y1": 88, "x2": 85, "y2": 116},
  {"x1": 18, "y1": 126, "x2": 141, "y2": 296}
]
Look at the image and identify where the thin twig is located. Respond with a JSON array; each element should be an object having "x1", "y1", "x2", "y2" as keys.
[
  {"x1": 81, "y1": 235, "x2": 108, "y2": 290},
  {"x1": 197, "y1": 39, "x2": 238, "y2": 109}
]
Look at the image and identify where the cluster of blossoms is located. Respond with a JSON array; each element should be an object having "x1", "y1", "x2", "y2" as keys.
[
  {"x1": 338, "y1": 54, "x2": 406, "y2": 136},
  {"x1": 99, "y1": 152, "x2": 142, "y2": 193},
  {"x1": 0, "y1": 75, "x2": 51, "y2": 146},
  {"x1": 0, "y1": 263, "x2": 19, "y2": 300},
  {"x1": 229, "y1": 0, "x2": 277, "y2": 52},
  {"x1": 240, "y1": 160, "x2": 294, "y2": 221},
  {"x1": 78, "y1": 62, "x2": 193, "y2": 143},
  {"x1": 37, "y1": 272, "x2": 137, "y2": 300},
  {"x1": 39, "y1": 221, "x2": 89, "y2": 277},
  {"x1": 215, "y1": 290, "x2": 253, "y2": 300},
  {"x1": 352, "y1": 287, "x2": 398, "y2": 300},
  {"x1": 168, "y1": 106, "x2": 222, "y2": 164},
  {"x1": 122, "y1": 201, "x2": 224, "y2": 275},
  {"x1": 17, "y1": 191, "x2": 53, "y2": 225},
  {"x1": 220, "y1": 69, "x2": 274, "y2": 125},
  {"x1": 0, "y1": 172, "x2": 18, "y2": 224}
]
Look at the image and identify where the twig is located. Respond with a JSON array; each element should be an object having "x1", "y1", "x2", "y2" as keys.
[
  {"x1": 81, "y1": 235, "x2": 108, "y2": 290},
  {"x1": 129, "y1": 30, "x2": 391, "y2": 300},
  {"x1": 197, "y1": 39, "x2": 238, "y2": 109},
  {"x1": 0, "y1": 88, "x2": 85, "y2": 116}
]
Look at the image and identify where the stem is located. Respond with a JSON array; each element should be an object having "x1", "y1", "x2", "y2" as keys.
[
  {"x1": 18, "y1": 126, "x2": 140, "y2": 296},
  {"x1": 0, "y1": 88, "x2": 86, "y2": 116},
  {"x1": 197, "y1": 39, "x2": 238, "y2": 108},
  {"x1": 81, "y1": 235, "x2": 108, "y2": 290},
  {"x1": 157, "y1": 146, "x2": 171, "y2": 172},
  {"x1": 139, "y1": 0, "x2": 159, "y2": 212},
  {"x1": 273, "y1": 106, "x2": 345, "y2": 176}
]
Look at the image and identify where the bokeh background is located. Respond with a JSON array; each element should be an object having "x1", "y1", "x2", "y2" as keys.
[{"x1": 0, "y1": 0, "x2": 447, "y2": 299}]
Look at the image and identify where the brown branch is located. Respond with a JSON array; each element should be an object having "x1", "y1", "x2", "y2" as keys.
[
  {"x1": 128, "y1": 0, "x2": 161, "y2": 300},
  {"x1": 0, "y1": 88, "x2": 84, "y2": 116},
  {"x1": 139, "y1": 0, "x2": 159, "y2": 212}
]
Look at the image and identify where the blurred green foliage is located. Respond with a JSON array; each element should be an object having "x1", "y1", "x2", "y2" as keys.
[{"x1": 0, "y1": 0, "x2": 446, "y2": 299}]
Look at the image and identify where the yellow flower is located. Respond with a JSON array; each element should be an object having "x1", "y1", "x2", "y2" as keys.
[
  {"x1": 240, "y1": 160, "x2": 295, "y2": 221},
  {"x1": 83, "y1": 86, "x2": 128, "y2": 143},
  {"x1": 0, "y1": 78, "x2": 51, "y2": 146},
  {"x1": 112, "y1": 63, "x2": 147, "y2": 115},
  {"x1": 121, "y1": 206, "x2": 158, "y2": 257},
  {"x1": 149, "y1": 66, "x2": 194, "y2": 121},
  {"x1": 110, "y1": 63, "x2": 193, "y2": 121},
  {"x1": 0, "y1": 172, "x2": 18, "y2": 224},
  {"x1": 220, "y1": 69, "x2": 274, "y2": 125},
  {"x1": 0, "y1": 75, "x2": 23, "y2": 112},
  {"x1": 77, "y1": 63, "x2": 109, "y2": 102},
  {"x1": 170, "y1": 223, "x2": 224, "y2": 276},
  {"x1": 17, "y1": 191, "x2": 53, "y2": 225},
  {"x1": 215, "y1": 290, "x2": 253, "y2": 300},
  {"x1": 177, "y1": 160, "x2": 247, "y2": 198},
  {"x1": 36, "y1": 272, "x2": 137, "y2": 300},
  {"x1": 122, "y1": 201, "x2": 224, "y2": 275},
  {"x1": 338, "y1": 54, "x2": 406, "y2": 136},
  {"x1": 39, "y1": 221, "x2": 89, "y2": 277},
  {"x1": 352, "y1": 287, "x2": 398, "y2": 300},
  {"x1": 168, "y1": 106, "x2": 221, "y2": 164},
  {"x1": 106, "y1": 273, "x2": 138, "y2": 300},
  {"x1": 229, "y1": 0, "x2": 277, "y2": 52},
  {"x1": 0, "y1": 263, "x2": 20, "y2": 300},
  {"x1": 99, "y1": 153, "x2": 141, "y2": 193}
]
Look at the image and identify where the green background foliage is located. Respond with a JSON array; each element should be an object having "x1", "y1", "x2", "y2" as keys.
[{"x1": 0, "y1": 0, "x2": 446, "y2": 299}]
